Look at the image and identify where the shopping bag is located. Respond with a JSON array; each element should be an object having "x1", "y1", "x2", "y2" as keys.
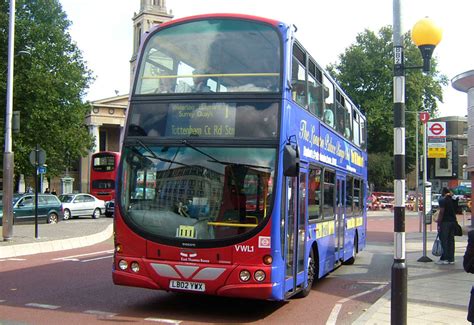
[
  {"x1": 432, "y1": 234, "x2": 443, "y2": 257},
  {"x1": 432, "y1": 210, "x2": 440, "y2": 223}
]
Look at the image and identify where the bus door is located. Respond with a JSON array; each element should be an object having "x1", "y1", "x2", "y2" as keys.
[
  {"x1": 284, "y1": 170, "x2": 307, "y2": 296},
  {"x1": 335, "y1": 175, "x2": 346, "y2": 261}
]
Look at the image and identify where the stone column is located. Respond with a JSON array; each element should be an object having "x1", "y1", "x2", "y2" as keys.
[
  {"x1": 452, "y1": 70, "x2": 474, "y2": 226},
  {"x1": 90, "y1": 124, "x2": 100, "y2": 153}
]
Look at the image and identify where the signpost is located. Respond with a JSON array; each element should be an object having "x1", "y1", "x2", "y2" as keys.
[
  {"x1": 427, "y1": 121, "x2": 447, "y2": 158},
  {"x1": 29, "y1": 145, "x2": 46, "y2": 239},
  {"x1": 418, "y1": 113, "x2": 433, "y2": 263},
  {"x1": 419, "y1": 111, "x2": 430, "y2": 123}
]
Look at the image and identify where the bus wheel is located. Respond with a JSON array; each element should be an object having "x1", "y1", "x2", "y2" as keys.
[
  {"x1": 297, "y1": 248, "x2": 317, "y2": 298},
  {"x1": 344, "y1": 234, "x2": 358, "y2": 265}
]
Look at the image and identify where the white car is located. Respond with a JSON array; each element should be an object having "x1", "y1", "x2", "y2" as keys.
[
  {"x1": 59, "y1": 193, "x2": 105, "y2": 220},
  {"x1": 432, "y1": 194, "x2": 441, "y2": 210}
]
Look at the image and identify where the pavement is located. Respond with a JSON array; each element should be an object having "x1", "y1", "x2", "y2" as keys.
[
  {"x1": 0, "y1": 217, "x2": 113, "y2": 259},
  {"x1": 355, "y1": 211, "x2": 473, "y2": 324},
  {"x1": 0, "y1": 212, "x2": 473, "y2": 324}
]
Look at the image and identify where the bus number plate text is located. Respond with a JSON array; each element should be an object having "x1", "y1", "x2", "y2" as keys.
[{"x1": 169, "y1": 280, "x2": 205, "y2": 292}]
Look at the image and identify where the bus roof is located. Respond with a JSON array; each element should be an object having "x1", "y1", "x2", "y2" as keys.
[{"x1": 158, "y1": 13, "x2": 281, "y2": 30}]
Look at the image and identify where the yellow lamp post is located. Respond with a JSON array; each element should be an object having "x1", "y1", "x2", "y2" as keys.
[{"x1": 411, "y1": 17, "x2": 443, "y2": 72}]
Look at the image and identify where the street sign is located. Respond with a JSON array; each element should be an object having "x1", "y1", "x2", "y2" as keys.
[
  {"x1": 427, "y1": 122, "x2": 446, "y2": 137},
  {"x1": 419, "y1": 112, "x2": 430, "y2": 124},
  {"x1": 428, "y1": 147, "x2": 447, "y2": 158},
  {"x1": 29, "y1": 147, "x2": 46, "y2": 166},
  {"x1": 38, "y1": 166, "x2": 47, "y2": 174},
  {"x1": 427, "y1": 121, "x2": 447, "y2": 158}
]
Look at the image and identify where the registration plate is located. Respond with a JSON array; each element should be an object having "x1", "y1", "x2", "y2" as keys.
[{"x1": 169, "y1": 280, "x2": 205, "y2": 292}]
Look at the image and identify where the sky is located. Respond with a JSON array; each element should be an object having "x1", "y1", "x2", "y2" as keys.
[{"x1": 59, "y1": 0, "x2": 474, "y2": 118}]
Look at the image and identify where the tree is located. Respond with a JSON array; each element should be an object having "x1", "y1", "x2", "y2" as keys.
[
  {"x1": 368, "y1": 152, "x2": 393, "y2": 191},
  {"x1": 327, "y1": 26, "x2": 447, "y2": 190},
  {"x1": 0, "y1": 0, "x2": 94, "y2": 185}
]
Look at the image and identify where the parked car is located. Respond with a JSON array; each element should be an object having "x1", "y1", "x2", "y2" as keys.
[
  {"x1": 59, "y1": 193, "x2": 105, "y2": 220},
  {"x1": 431, "y1": 194, "x2": 441, "y2": 211},
  {"x1": 0, "y1": 193, "x2": 63, "y2": 225},
  {"x1": 105, "y1": 200, "x2": 115, "y2": 218}
]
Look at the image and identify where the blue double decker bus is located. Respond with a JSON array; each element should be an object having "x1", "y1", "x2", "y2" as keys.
[{"x1": 113, "y1": 13, "x2": 368, "y2": 300}]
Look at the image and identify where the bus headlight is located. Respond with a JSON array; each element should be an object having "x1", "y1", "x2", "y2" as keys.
[
  {"x1": 239, "y1": 270, "x2": 251, "y2": 282},
  {"x1": 254, "y1": 270, "x2": 266, "y2": 282},
  {"x1": 130, "y1": 262, "x2": 140, "y2": 273},
  {"x1": 118, "y1": 259, "x2": 128, "y2": 270}
]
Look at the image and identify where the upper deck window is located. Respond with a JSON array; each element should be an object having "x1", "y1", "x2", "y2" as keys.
[
  {"x1": 135, "y1": 18, "x2": 281, "y2": 95},
  {"x1": 92, "y1": 155, "x2": 116, "y2": 172}
]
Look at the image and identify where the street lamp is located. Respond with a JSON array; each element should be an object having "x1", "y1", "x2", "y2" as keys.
[
  {"x1": 411, "y1": 17, "x2": 443, "y2": 73},
  {"x1": 2, "y1": 0, "x2": 17, "y2": 242},
  {"x1": 392, "y1": 2, "x2": 442, "y2": 323}
]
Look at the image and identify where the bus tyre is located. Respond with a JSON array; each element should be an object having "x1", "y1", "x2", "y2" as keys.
[
  {"x1": 92, "y1": 208, "x2": 101, "y2": 219},
  {"x1": 47, "y1": 213, "x2": 59, "y2": 224},
  {"x1": 297, "y1": 248, "x2": 317, "y2": 298},
  {"x1": 63, "y1": 209, "x2": 71, "y2": 220},
  {"x1": 344, "y1": 235, "x2": 358, "y2": 265}
]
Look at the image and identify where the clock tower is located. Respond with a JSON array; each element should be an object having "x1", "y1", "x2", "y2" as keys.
[{"x1": 131, "y1": 0, "x2": 173, "y2": 84}]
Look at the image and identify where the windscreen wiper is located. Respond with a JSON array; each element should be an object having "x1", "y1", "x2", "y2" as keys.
[
  {"x1": 181, "y1": 140, "x2": 271, "y2": 170},
  {"x1": 131, "y1": 140, "x2": 189, "y2": 167}
]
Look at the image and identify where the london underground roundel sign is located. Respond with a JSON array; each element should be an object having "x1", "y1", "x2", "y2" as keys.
[{"x1": 427, "y1": 122, "x2": 446, "y2": 137}]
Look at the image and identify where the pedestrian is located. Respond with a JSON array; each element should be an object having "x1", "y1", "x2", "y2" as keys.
[
  {"x1": 44, "y1": 188, "x2": 50, "y2": 194},
  {"x1": 51, "y1": 188, "x2": 57, "y2": 195},
  {"x1": 435, "y1": 187, "x2": 457, "y2": 265},
  {"x1": 463, "y1": 230, "x2": 474, "y2": 324}
]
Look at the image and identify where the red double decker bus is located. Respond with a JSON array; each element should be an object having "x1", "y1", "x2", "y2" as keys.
[{"x1": 90, "y1": 151, "x2": 120, "y2": 202}]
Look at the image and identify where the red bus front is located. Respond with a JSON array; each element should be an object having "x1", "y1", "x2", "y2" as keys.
[
  {"x1": 113, "y1": 145, "x2": 277, "y2": 300},
  {"x1": 90, "y1": 151, "x2": 120, "y2": 201}
]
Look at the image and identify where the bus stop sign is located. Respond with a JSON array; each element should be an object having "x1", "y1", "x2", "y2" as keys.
[{"x1": 419, "y1": 112, "x2": 430, "y2": 124}]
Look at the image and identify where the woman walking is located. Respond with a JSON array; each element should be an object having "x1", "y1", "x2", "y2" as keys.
[{"x1": 435, "y1": 187, "x2": 457, "y2": 265}]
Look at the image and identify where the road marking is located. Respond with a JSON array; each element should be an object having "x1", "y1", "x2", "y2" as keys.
[
  {"x1": 144, "y1": 317, "x2": 182, "y2": 324},
  {"x1": 52, "y1": 250, "x2": 114, "y2": 261},
  {"x1": 0, "y1": 258, "x2": 26, "y2": 262},
  {"x1": 325, "y1": 284, "x2": 387, "y2": 325},
  {"x1": 356, "y1": 281, "x2": 390, "y2": 285},
  {"x1": 81, "y1": 255, "x2": 113, "y2": 263},
  {"x1": 25, "y1": 303, "x2": 61, "y2": 310},
  {"x1": 84, "y1": 310, "x2": 117, "y2": 317},
  {"x1": 326, "y1": 304, "x2": 342, "y2": 325}
]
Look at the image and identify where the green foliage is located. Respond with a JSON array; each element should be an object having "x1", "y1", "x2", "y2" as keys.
[
  {"x1": 0, "y1": 0, "x2": 94, "y2": 181},
  {"x1": 327, "y1": 26, "x2": 447, "y2": 190},
  {"x1": 368, "y1": 152, "x2": 393, "y2": 191}
]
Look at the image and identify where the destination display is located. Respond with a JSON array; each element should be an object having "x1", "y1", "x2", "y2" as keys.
[
  {"x1": 165, "y1": 103, "x2": 236, "y2": 137},
  {"x1": 127, "y1": 101, "x2": 278, "y2": 139}
]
